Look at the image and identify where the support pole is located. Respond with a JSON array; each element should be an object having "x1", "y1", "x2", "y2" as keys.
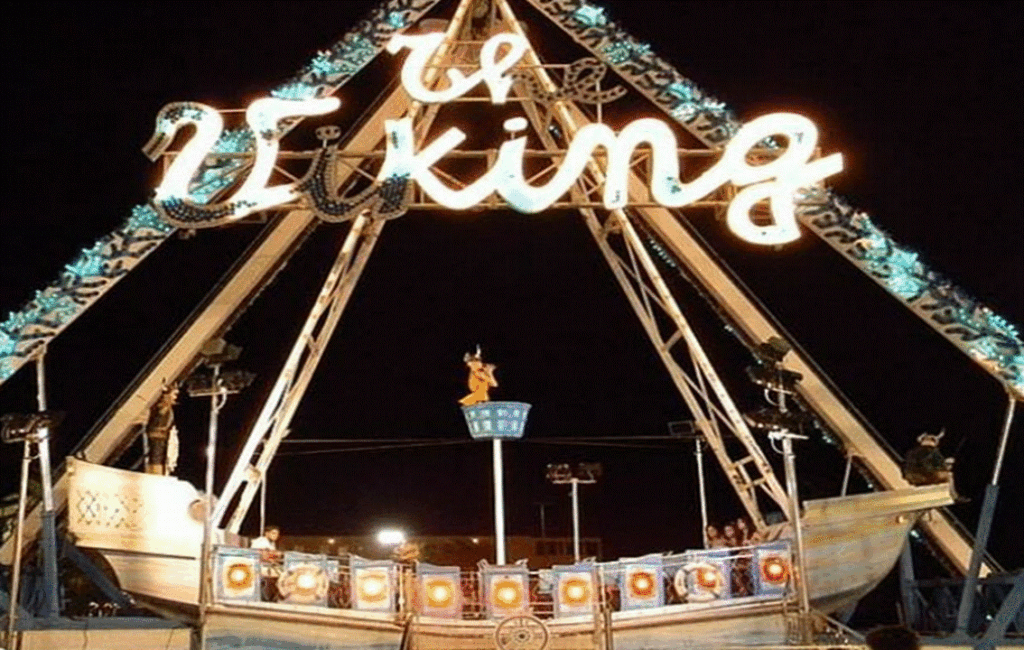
[
  {"x1": 260, "y1": 471, "x2": 267, "y2": 536},
  {"x1": 35, "y1": 356, "x2": 60, "y2": 619},
  {"x1": 695, "y1": 438, "x2": 709, "y2": 547},
  {"x1": 571, "y1": 479, "x2": 581, "y2": 563},
  {"x1": 5, "y1": 440, "x2": 31, "y2": 643},
  {"x1": 492, "y1": 439, "x2": 506, "y2": 565},
  {"x1": 899, "y1": 543, "x2": 920, "y2": 628},
  {"x1": 780, "y1": 432, "x2": 812, "y2": 642},
  {"x1": 840, "y1": 453, "x2": 853, "y2": 497},
  {"x1": 955, "y1": 395, "x2": 1017, "y2": 638},
  {"x1": 199, "y1": 364, "x2": 223, "y2": 648}
]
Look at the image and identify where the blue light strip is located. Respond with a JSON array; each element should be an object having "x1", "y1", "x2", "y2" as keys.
[{"x1": 1, "y1": 0, "x2": 441, "y2": 384}]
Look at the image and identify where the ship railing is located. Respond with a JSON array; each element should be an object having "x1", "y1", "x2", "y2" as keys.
[{"x1": 211, "y1": 541, "x2": 794, "y2": 620}]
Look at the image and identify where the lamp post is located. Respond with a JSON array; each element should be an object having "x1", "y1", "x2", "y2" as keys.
[
  {"x1": 3, "y1": 352, "x2": 66, "y2": 642},
  {"x1": 745, "y1": 337, "x2": 813, "y2": 643},
  {"x1": 186, "y1": 338, "x2": 253, "y2": 646},
  {"x1": 546, "y1": 463, "x2": 602, "y2": 563},
  {"x1": 2, "y1": 407, "x2": 64, "y2": 639}
]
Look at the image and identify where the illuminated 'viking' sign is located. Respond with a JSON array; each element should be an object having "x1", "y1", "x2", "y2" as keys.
[{"x1": 148, "y1": 32, "x2": 843, "y2": 245}]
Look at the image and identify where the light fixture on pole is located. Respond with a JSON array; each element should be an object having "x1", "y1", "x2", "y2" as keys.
[
  {"x1": 376, "y1": 529, "x2": 407, "y2": 547},
  {"x1": 744, "y1": 336, "x2": 813, "y2": 643},
  {"x1": 546, "y1": 463, "x2": 602, "y2": 563},
  {"x1": 187, "y1": 338, "x2": 254, "y2": 640},
  {"x1": 3, "y1": 408, "x2": 65, "y2": 635}
]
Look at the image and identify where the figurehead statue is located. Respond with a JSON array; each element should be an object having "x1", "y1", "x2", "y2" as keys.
[
  {"x1": 904, "y1": 429, "x2": 954, "y2": 486},
  {"x1": 459, "y1": 346, "x2": 498, "y2": 406}
]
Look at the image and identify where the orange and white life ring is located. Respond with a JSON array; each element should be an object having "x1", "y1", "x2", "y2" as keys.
[{"x1": 679, "y1": 562, "x2": 725, "y2": 602}]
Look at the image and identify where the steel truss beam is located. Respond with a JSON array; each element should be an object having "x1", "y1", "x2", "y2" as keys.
[
  {"x1": 507, "y1": 0, "x2": 990, "y2": 572},
  {"x1": 493, "y1": 0, "x2": 788, "y2": 528},
  {"x1": 0, "y1": 63, "x2": 418, "y2": 567},
  {"x1": 216, "y1": 0, "x2": 481, "y2": 532}
]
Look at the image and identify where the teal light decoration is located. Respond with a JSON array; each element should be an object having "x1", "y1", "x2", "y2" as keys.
[
  {"x1": 309, "y1": 51, "x2": 345, "y2": 78},
  {"x1": 882, "y1": 248, "x2": 925, "y2": 300},
  {"x1": 126, "y1": 205, "x2": 174, "y2": 234},
  {"x1": 970, "y1": 338, "x2": 1000, "y2": 363},
  {"x1": 983, "y1": 311, "x2": 1020, "y2": 341},
  {"x1": 573, "y1": 4, "x2": 607, "y2": 27},
  {"x1": 602, "y1": 40, "x2": 648, "y2": 65},
  {"x1": 271, "y1": 82, "x2": 319, "y2": 101},
  {"x1": 64, "y1": 242, "x2": 108, "y2": 279},
  {"x1": 885, "y1": 273, "x2": 926, "y2": 301},
  {"x1": 0, "y1": 330, "x2": 15, "y2": 357},
  {"x1": 345, "y1": 36, "x2": 376, "y2": 68},
  {"x1": 667, "y1": 82, "x2": 700, "y2": 121},
  {"x1": 387, "y1": 11, "x2": 407, "y2": 28},
  {"x1": 671, "y1": 103, "x2": 697, "y2": 121},
  {"x1": 33, "y1": 290, "x2": 78, "y2": 323},
  {"x1": 666, "y1": 81, "x2": 696, "y2": 103},
  {"x1": 212, "y1": 128, "x2": 253, "y2": 155},
  {"x1": 0, "y1": 359, "x2": 14, "y2": 383},
  {"x1": 2, "y1": 310, "x2": 36, "y2": 340}
]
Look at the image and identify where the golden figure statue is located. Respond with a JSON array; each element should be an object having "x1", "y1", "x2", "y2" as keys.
[{"x1": 459, "y1": 346, "x2": 498, "y2": 406}]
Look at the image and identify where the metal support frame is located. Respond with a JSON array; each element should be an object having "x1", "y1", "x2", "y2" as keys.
[
  {"x1": 216, "y1": 0, "x2": 479, "y2": 534},
  {"x1": 778, "y1": 430, "x2": 812, "y2": 641},
  {"x1": 954, "y1": 395, "x2": 1018, "y2": 638},
  {"x1": 34, "y1": 357, "x2": 61, "y2": 619},
  {"x1": 215, "y1": 213, "x2": 387, "y2": 532},
  {"x1": 2, "y1": 0, "x2": 1006, "y2": 597},
  {"x1": 5, "y1": 438, "x2": 31, "y2": 642},
  {"x1": 694, "y1": 437, "x2": 709, "y2": 547},
  {"x1": 981, "y1": 571, "x2": 1024, "y2": 644},
  {"x1": 493, "y1": 3, "x2": 790, "y2": 526},
  {"x1": 199, "y1": 364, "x2": 224, "y2": 624},
  {"x1": 525, "y1": 0, "x2": 997, "y2": 577},
  {"x1": 60, "y1": 542, "x2": 133, "y2": 610},
  {"x1": 899, "y1": 543, "x2": 920, "y2": 628}
]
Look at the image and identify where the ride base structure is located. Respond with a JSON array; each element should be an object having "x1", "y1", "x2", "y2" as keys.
[{"x1": 1, "y1": 0, "x2": 1021, "y2": 649}]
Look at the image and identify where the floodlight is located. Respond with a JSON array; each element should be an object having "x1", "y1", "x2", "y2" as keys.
[
  {"x1": 376, "y1": 529, "x2": 406, "y2": 546},
  {"x1": 1, "y1": 412, "x2": 64, "y2": 444}
]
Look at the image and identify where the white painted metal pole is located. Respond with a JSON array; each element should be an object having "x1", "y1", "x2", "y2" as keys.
[
  {"x1": 200, "y1": 366, "x2": 222, "y2": 617},
  {"x1": 571, "y1": 479, "x2": 581, "y2": 563},
  {"x1": 5, "y1": 440, "x2": 31, "y2": 643},
  {"x1": 695, "y1": 438, "x2": 709, "y2": 547},
  {"x1": 840, "y1": 453, "x2": 853, "y2": 497},
  {"x1": 782, "y1": 434, "x2": 812, "y2": 642},
  {"x1": 492, "y1": 438, "x2": 506, "y2": 565},
  {"x1": 260, "y1": 471, "x2": 267, "y2": 535},
  {"x1": 990, "y1": 396, "x2": 1017, "y2": 486},
  {"x1": 35, "y1": 355, "x2": 60, "y2": 618}
]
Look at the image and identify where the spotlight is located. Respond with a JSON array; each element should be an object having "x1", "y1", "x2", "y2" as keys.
[{"x1": 1, "y1": 411, "x2": 64, "y2": 444}]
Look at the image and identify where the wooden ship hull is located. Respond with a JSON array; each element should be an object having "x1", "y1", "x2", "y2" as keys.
[{"x1": 67, "y1": 458, "x2": 953, "y2": 649}]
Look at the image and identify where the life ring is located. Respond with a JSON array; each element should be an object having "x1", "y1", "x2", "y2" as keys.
[
  {"x1": 277, "y1": 564, "x2": 329, "y2": 604},
  {"x1": 679, "y1": 562, "x2": 724, "y2": 602}
]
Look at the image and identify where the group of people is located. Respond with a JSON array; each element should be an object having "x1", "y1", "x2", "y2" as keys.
[
  {"x1": 702, "y1": 518, "x2": 763, "y2": 597},
  {"x1": 705, "y1": 518, "x2": 761, "y2": 549}
]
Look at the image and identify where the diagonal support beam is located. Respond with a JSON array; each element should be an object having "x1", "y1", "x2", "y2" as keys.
[
  {"x1": 218, "y1": 214, "x2": 386, "y2": 531},
  {"x1": 217, "y1": 0, "x2": 484, "y2": 532},
  {"x1": 497, "y1": 0, "x2": 789, "y2": 525},
  {"x1": 0, "y1": 66, "x2": 419, "y2": 568}
]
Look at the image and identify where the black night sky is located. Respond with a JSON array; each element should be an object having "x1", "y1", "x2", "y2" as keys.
[{"x1": 1, "y1": 0, "x2": 1021, "y2": 623}]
